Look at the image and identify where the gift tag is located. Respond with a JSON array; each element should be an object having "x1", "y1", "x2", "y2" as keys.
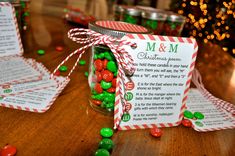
[
  {"x1": 0, "y1": 59, "x2": 60, "y2": 97},
  {"x1": 0, "y1": 56, "x2": 43, "y2": 86},
  {"x1": 186, "y1": 89, "x2": 235, "y2": 132},
  {"x1": 0, "y1": 3, "x2": 43, "y2": 86},
  {"x1": 115, "y1": 34, "x2": 198, "y2": 130},
  {"x1": 0, "y1": 2, "x2": 23, "y2": 56},
  {"x1": 0, "y1": 76, "x2": 69, "y2": 113}
]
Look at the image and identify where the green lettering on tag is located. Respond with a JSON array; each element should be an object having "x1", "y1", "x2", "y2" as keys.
[{"x1": 146, "y1": 42, "x2": 156, "y2": 52}]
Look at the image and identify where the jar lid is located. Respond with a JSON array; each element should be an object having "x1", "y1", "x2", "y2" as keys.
[
  {"x1": 167, "y1": 13, "x2": 186, "y2": 22},
  {"x1": 89, "y1": 20, "x2": 151, "y2": 38},
  {"x1": 141, "y1": 11, "x2": 167, "y2": 21},
  {"x1": 124, "y1": 7, "x2": 141, "y2": 16}
]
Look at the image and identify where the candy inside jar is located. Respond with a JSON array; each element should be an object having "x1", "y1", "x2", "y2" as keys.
[
  {"x1": 88, "y1": 21, "x2": 151, "y2": 115},
  {"x1": 163, "y1": 13, "x2": 186, "y2": 36},
  {"x1": 141, "y1": 11, "x2": 167, "y2": 35},
  {"x1": 90, "y1": 45, "x2": 117, "y2": 113},
  {"x1": 114, "y1": 5, "x2": 124, "y2": 21},
  {"x1": 123, "y1": 7, "x2": 141, "y2": 25}
]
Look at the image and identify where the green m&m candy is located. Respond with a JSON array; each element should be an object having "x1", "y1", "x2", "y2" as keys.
[
  {"x1": 183, "y1": 110, "x2": 194, "y2": 119},
  {"x1": 104, "y1": 97, "x2": 114, "y2": 103},
  {"x1": 104, "y1": 52, "x2": 113, "y2": 60},
  {"x1": 107, "y1": 61, "x2": 117, "y2": 73},
  {"x1": 79, "y1": 60, "x2": 86, "y2": 65},
  {"x1": 99, "y1": 138, "x2": 114, "y2": 151},
  {"x1": 95, "y1": 149, "x2": 110, "y2": 156},
  {"x1": 92, "y1": 93, "x2": 105, "y2": 101},
  {"x1": 37, "y1": 49, "x2": 45, "y2": 55},
  {"x1": 3, "y1": 89, "x2": 12, "y2": 93},
  {"x1": 105, "y1": 103, "x2": 114, "y2": 110},
  {"x1": 100, "y1": 128, "x2": 113, "y2": 138},
  {"x1": 104, "y1": 92, "x2": 115, "y2": 101},
  {"x1": 98, "y1": 53, "x2": 105, "y2": 59},
  {"x1": 94, "y1": 54, "x2": 98, "y2": 59},
  {"x1": 59, "y1": 65, "x2": 68, "y2": 72},
  {"x1": 194, "y1": 112, "x2": 204, "y2": 120},
  {"x1": 101, "y1": 80, "x2": 112, "y2": 90},
  {"x1": 114, "y1": 72, "x2": 118, "y2": 77},
  {"x1": 84, "y1": 71, "x2": 89, "y2": 77},
  {"x1": 195, "y1": 121, "x2": 204, "y2": 127}
]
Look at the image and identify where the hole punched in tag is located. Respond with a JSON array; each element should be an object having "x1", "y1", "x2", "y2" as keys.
[{"x1": 131, "y1": 43, "x2": 137, "y2": 49}]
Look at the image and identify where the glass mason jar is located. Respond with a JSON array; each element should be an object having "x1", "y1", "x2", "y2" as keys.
[
  {"x1": 163, "y1": 13, "x2": 186, "y2": 36},
  {"x1": 114, "y1": 5, "x2": 124, "y2": 21},
  {"x1": 20, "y1": 0, "x2": 31, "y2": 31},
  {"x1": 123, "y1": 7, "x2": 141, "y2": 25},
  {"x1": 141, "y1": 11, "x2": 167, "y2": 35},
  {"x1": 88, "y1": 21, "x2": 151, "y2": 115}
]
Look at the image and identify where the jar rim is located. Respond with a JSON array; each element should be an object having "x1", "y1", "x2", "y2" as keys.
[
  {"x1": 124, "y1": 7, "x2": 141, "y2": 16},
  {"x1": 167, "y1": 13, "x2": 186, "y2": 22},
  {"x1": 141, "y1": 11, "x2": 167, "y2": 21}
]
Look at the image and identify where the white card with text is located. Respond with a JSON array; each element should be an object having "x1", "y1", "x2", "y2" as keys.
[
  {"x1": 186, "y1": 89, "x2": 235, "y2": 132},
  {"x1": 0, "y1": 2, "x2": 23, "y2": 56},
  {"x1": 116, "y1": 34, "x2": 198, "y2": 130},
  {"x1": 0, "y1": 59, "x2": 60, "y2": 97},
  {"x1": 0, "y1": 3, "x2": 43, "y2": 86}
]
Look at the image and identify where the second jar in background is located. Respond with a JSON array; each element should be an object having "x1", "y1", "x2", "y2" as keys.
[
  {"x1": 141, "y1": 11, "x2": 167, "y2": 35},
  {"x1": 163, "y1": 13, "x2": 186, "y2": 36},
  {"x1": 123, "y1": 7, "x2": 141, "y2": 25}
]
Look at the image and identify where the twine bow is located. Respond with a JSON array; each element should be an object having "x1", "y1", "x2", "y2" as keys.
[{"x1": 52, "y1": 28, "x2": 136, "y2": 128}]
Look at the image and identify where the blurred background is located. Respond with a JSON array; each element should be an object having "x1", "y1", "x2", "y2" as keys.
[{"x1": 4, "y1": 0, "x2": 235, "y2": 57}]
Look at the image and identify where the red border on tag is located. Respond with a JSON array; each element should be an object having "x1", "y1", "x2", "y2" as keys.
[{"x1": 115, "y1": 34, "x2": 198, "y2": 130}]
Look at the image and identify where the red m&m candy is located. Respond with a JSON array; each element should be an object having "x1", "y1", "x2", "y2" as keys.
[
  {"x1": 182, "y1": 119, "x2": 192, "y2": 127},
  {"x1": 102, "y1": 70, "x2": 114, "y2": 82},
  {"x1": 54, "y1": 70, "x2": 60, "y2": 76},
  {"x1": 0, "y1": 145, "x2": 17, "y2": 156},
  {"x1": 112, "y1": 78, "x2": 116, "y2": 88},
  {"x1": 94, "y1": 59, "x2": 103, "y2": 71},
  {"x1": 95, "y1": 71, "x2": 102, "y2": 82},
  {"x1": 150, "y1": 127, "x2": 162, "y2": 138},
  {"x1": 92, "y1": 100, "x2": 102, "y2": 106},
  {"x1": 103, "y1": 59, "x2": 108, "y2": 69},
  {"x1": 94, "y1": 83, "x2": 103, "y2": 94},
  {"x1": 56, "y1": 46, "x2": 64, "y2": 51},
  {"x1": 107, "y1": 87, "x2": 115, "y2": 93}
]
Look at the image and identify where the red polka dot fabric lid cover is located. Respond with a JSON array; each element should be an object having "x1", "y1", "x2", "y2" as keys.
[{"x1": 96, "y1": 21, "x2": 148, "y2": 33}]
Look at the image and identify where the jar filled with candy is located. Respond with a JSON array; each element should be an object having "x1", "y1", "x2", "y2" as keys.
[
  {"x1": 88, "y1": 21, "x2": 151, "y2": 114},
  {"x1": 123, "y1": 7, "x2": 141, "y2": 25},
  {"x1": 163, "y1": 13, "x2": 186, "y2": 36},
  {"x1": 20, "y1": 0, "x2": 31, "y2": 31},
  {"x1": 141, "y1": 11, "x2": 167, "y2": 35},
  {"x1": 114, "y1": 5, "x2": 124, "y2": 21}
]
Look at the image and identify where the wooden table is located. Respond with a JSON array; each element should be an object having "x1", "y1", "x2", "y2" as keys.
[{"x1": 0, "y1": 13, "x2": 234, "y2": 156}]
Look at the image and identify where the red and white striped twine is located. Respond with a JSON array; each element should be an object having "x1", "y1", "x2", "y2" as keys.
[{"x1": 52, "y1": 28, "x2": 136, "y2": 128}]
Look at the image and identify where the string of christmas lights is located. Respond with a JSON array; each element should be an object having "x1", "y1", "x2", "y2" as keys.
[{"x1": 170, "y1": 0, "x2": 235, "y2": 57}]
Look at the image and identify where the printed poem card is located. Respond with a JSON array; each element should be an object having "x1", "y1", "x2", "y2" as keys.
[
  {"x1": 116, "y1": 34, "x2": 198, "y2": 130},
  {"x1": 0, "y1": 3, "x2": 69, "y2": 113},
  {"x1": 0, "y1": 2, "x2": 23, "y2": 56},
  {"x1": 186, "y1": 89, "x2": 235, "y2": 132}
]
